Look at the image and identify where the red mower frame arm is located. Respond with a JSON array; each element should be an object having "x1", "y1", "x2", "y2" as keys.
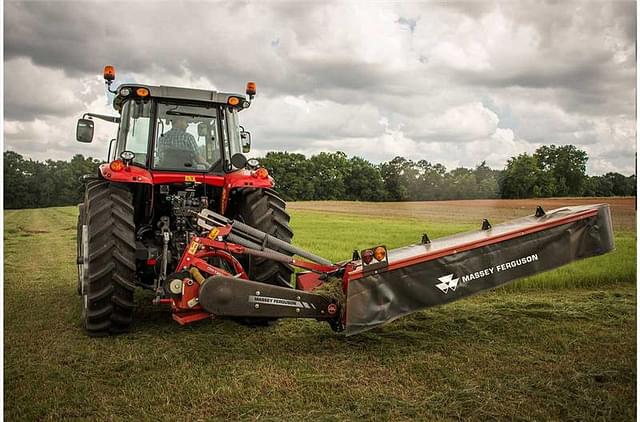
[{"x1": 175, "y1": 224, "x2": 342, "y2": 276}]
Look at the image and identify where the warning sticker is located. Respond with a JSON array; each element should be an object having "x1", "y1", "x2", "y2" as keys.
[{"x1": 188, "y1": 242, "x2": 199, "y2": 255}]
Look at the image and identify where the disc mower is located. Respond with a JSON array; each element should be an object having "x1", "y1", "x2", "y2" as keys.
[{"x1": 75, "y1": 66, "x2": 615, "y2": 336}]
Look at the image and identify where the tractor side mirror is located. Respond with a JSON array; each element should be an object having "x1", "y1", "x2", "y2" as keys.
[
  {"x1": 107, "y1": 138, "x2": 116, "y2": 161},
  {"x1": 240, "y1": 130, "x2": 251, "y2": 153},
  {"x1": 231, "y1": 153, "x2": 248, "y2": 169},
  {"x1": 76, "y1": 119, "x2": 94, "y2": 143}
]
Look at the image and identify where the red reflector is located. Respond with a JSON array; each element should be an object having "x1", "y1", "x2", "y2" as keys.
[
  {"x1": 146, "y1": 258, "x2": 157, "y2": 266},
  {"x1": 362, "y1": 249, "x2": 374, "y2": 264}
]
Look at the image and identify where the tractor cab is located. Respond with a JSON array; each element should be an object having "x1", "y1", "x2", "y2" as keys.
[{"x1": 77, "y1": 66, "x2": 254, "y2": 174}]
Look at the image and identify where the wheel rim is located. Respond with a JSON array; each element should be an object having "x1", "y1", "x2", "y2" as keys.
[
  {"x1": 80, "y1": 224, "x2": 89, "y2": 295},
  {"x1": 82, "y1": 294, "x2": 88, "y2": 322}
]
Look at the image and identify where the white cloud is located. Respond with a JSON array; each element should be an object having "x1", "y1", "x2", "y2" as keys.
[
  {"x1": 3, "y1": 1, "x2": 636, "y2": 175},
  {"x1": 402, "y1": 102, "x2": 499, "y2": 143}
]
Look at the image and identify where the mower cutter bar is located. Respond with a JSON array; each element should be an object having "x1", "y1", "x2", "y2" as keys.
[{"x1": 344, "y1": 204, "x2": 615, "y2": 335}]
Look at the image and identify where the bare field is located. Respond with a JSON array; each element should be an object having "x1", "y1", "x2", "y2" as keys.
[{"x1": 289, "y1": 197, "x2": 636, "y2": 231}]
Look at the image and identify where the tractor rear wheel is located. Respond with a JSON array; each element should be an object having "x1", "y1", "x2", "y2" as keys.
[
  {"x1": 77, "y1": 179, "x2": 102, "y2": 295},
  {"x1": 80, "y1": 181, "x2": 136, "y2": 336},
  {"x1": 234, "y1": 188, "x2": 294, "y2": 288},
  {"x1": 76, "y1": 203, "x2": 85, "y2": 295}
]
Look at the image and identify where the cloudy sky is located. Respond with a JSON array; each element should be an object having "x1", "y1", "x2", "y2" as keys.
[{"x1": 4, "y1": 1, "x2": 637, "y2": 175}]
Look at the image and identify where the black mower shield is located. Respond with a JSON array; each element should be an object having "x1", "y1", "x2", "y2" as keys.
[{"x1": 344, "y1": 204, "x2": 614, "y2": 336}]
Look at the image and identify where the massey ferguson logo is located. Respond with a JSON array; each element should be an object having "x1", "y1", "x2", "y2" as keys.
[
  {"x1": 435, "y1": 274, "x2": 459, "y2": 293},
  {"x1": 435, "y1": 253, "x2": 540, "y2": 294}
]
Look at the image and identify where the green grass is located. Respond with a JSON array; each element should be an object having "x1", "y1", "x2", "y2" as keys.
[
  {"x1": 290, "y1": 210, "x2": 637, "y2": 290},
  {"x1": 4, "y1": 205, "x2": 636, "y2": 421}
]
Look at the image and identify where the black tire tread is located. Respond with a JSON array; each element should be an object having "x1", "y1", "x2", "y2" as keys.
[
  {"x1": 235, "y1": 188, "x2": 294, "y2": 288},
  {"x1": 82, "y1": 181, "x2": 136, "y2": 336}
]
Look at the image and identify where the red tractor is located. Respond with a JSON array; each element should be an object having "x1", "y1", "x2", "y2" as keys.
[
  {"x1": 76, "y1": 66, "x2": 294, "y2": 335},
  {"x1": 76, "y1": 66, "x2": 614, "y2": 337}
]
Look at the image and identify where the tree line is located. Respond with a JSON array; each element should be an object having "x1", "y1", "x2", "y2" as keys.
[
  {"x1": 260, "y1": 152, "x2": 503, "y2": 201},
  {"x1": 4, "y1": 151, "x2": 102, "y2": 210},
  {"x1": 3, "y1": 145, "x2": 635, "y2": 209},
  {"x1": 500, "y1": 145, "x2": 636, "y2": 198},
  {"x1": 260, "y1": 145, "x2": 635, "y2": 201}
]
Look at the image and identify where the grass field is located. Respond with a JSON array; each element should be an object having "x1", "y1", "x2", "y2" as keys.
[{"x1": 4, "y1": 199, "x2": 637, "y2": 421}]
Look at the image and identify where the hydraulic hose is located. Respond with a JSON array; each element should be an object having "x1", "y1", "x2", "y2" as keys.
[{"x1": 197, "y1": 210, "x2": 333, "y2": 266}]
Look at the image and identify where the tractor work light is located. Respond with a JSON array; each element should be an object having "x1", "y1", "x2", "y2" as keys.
[
  {"x1": 136, "y1": 87, "x2": 150, "y2": 97},
  {"x1": 228, "y1": 96, "x2": 240, "y2": 106},
  {"x1": 103, "y1": 65, "x2": 116, "y2": 81},
  {"x1": 120, "y1": 150, "x2": 135, "y2": 163},
  {"x1": 246, "y1": 81, "x2": 256, "y2": 96},
  {"x1": 109, "y1": 160, "x2": 125, "y2": 172}
]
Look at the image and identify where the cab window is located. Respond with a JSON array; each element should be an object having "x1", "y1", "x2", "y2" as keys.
[
  {"x1": 153, "y1": 103, "x2": 222, "y2": 172},
  {"x1": 225, "y1": 108, "x2": 244, "y2": 169},
  {"x1": 118, "y1": 100, "x2": 151, "y2": 166}
]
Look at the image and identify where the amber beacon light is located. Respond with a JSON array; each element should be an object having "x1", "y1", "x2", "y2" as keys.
[{"x1": 103, "y1": 65, "x2": 116, "y2": 81}]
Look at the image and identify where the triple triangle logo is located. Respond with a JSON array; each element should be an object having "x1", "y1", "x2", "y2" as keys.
[{"x1": 435, "y1": 274, "x2": 459, "y2": 294}]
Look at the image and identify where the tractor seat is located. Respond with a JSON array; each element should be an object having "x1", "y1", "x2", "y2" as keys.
[{"x1": 158, "y1": 148, "x2": 195, "y2": 168}]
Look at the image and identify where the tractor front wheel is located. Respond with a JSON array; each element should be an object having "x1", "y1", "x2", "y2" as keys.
[{"x1": 80, "y1": 181, "x2": 136, "y2": 336}]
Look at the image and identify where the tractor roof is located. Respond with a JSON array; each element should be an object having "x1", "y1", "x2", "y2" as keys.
[{"x1": 113, "y1": 84, "x2": 248, "y2": 111}]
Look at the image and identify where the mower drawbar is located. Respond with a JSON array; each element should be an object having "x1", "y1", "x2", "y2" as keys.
[
  {"x1": 199, "y1": 275, "x2": 340, "y2": 321},
  {"x1": 167, "y1": 204, "x2": 614, "y2": 335}
]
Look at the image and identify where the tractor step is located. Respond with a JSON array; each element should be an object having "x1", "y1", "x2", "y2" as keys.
[{"x1": 199, "y1": 275, "x2": 341, "y2": 321}]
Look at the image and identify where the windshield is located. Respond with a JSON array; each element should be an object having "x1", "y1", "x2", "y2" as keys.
[
  {"x1": 118, "y1": 100, "x2": 151, "y2": 166},
  {"x1": 117, "y1": 100, "x2": 244, "y2": 172},
  {"x1": 153, "y1": 102, "x2": 222, "y2": 172}
]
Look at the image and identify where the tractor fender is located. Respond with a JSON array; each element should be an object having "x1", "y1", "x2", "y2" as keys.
[
  {"x1": 220, "y1": 169, "x2": 274, "y2": 213},
  {"x1": 98, "y1": 163, "x2": 153, "y2": 184}
]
